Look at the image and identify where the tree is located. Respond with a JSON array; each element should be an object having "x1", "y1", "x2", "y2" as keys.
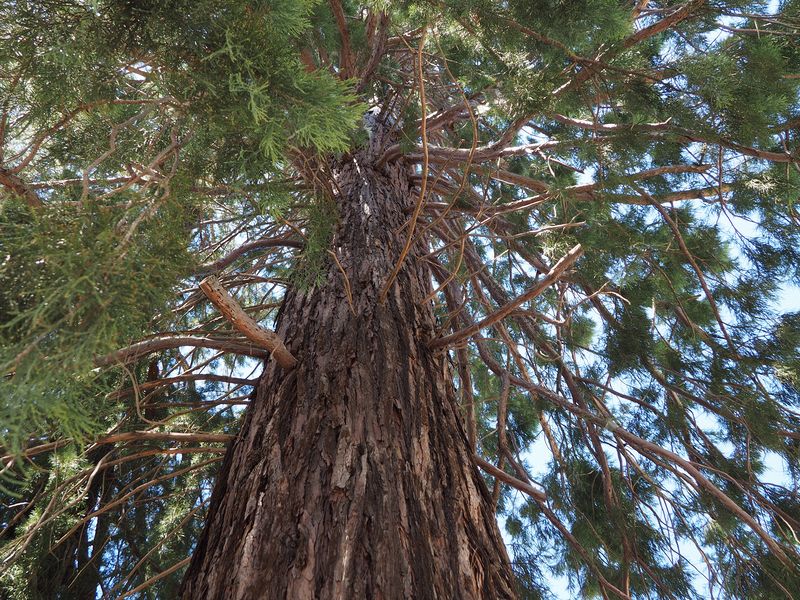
[{"x1": 1, "y1": 0, "x2": 799, "y2": 597}]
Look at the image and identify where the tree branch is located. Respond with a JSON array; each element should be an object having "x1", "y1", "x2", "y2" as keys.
[
  {"x1": 94, "y1": 335, "x2": 270, "y2": 367},
  {"x1": 474, "y1": 455, "x2": 546, "y2": 502},
  {"x1": 195, "y1": 237, "x2": 303, "y2": 276},
  {"x1": 199, "y1": 275, "x2": 297, "y2": 369},
  {"x1": 357, "y1": 11, "x2": 389, "y2": 92},
  {"x1": 329, "y1": 0, "x2": 356, "y2": 78},
  {"x1": 0, "y1": 167, "x2": 41, "y2": 207},
  {"x1": 429, "y1": 244, "x2": 583, "y2": 349},
  {"x1": 99, "y1": 431, "x2": 233, "y2": 446}
]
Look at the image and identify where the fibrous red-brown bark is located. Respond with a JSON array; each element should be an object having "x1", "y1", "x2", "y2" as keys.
[{"x1": 181, "y1": 129, "x2": 517, "y2": 599}]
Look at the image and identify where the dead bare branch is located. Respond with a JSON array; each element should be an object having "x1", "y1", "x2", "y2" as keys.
[{"x1": 199, "y1": 275, "x2": 297, "y2": 369}]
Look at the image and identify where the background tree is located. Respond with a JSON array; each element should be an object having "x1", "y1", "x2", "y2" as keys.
[{"x1": 1, "y1": 0, "x2": 799, "y2": 598}]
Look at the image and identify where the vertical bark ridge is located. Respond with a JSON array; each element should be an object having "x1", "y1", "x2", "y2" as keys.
[{"x1": 181, "y1": 137, "x2": 517, "y2": 599}]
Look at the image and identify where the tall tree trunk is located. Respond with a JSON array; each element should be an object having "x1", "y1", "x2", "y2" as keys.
[{"x1": 181, "y1": 130, "x2": 517, "y2": 599}]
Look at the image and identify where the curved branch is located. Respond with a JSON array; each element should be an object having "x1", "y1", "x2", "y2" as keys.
[
  {"x1": 195, "y1": 237, "x2": 303, "y2": 276},
  {"x1": 429, "y1": 244, "x2": 583, "y2": 349},
  {"x1": 94, "y1": 335, "x2": 270, "y2": 368},
  {"x1": 107, "y1": 374, "x2": 254, "y2": 400}
]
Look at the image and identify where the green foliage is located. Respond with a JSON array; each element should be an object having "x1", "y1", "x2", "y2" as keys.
[
  {"x1": 293, "y1": 196, "x2": 339, "y2": 288},
  {"x1": 0, "y1": 198, "x2": 193, "y2": 452},
  {"x1": 2, "y1": 0, "x2": 800, "y2": 598},
  {"x1": 2, "y1": 0, "x2": 362, "y2": 177},
  {"x1": 0, "y1": 0, "x2": 363, "y2": 456}
]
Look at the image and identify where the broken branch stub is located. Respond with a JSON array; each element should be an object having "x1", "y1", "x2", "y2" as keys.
[{"x1": 199, "y1": 275, "x2": 297, "y2": 370}]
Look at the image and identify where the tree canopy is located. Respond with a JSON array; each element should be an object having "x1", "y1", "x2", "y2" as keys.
[{"x1": 1, "y1": 0, "x2": 800, "y2": 598}]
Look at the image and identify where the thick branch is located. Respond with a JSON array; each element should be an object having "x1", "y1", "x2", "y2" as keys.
[
  {"x1": 401, "y1": 140, "x2": 561, "y2": 165},
  {"x1": 199, "y1": 275, "x2": 297, "y2": 369},
  {"x1": 379, "y1": 113, "x2": 535, "y2": 166}
]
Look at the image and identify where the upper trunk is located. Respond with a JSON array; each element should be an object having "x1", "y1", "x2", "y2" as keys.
[{"x1": 181, "y1": 124, "x2": 517, "y2": 599}]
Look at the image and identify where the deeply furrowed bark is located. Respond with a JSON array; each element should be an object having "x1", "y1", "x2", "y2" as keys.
[{"x1": 181, "y1": 130, "x2": 517, "y2": 599}]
